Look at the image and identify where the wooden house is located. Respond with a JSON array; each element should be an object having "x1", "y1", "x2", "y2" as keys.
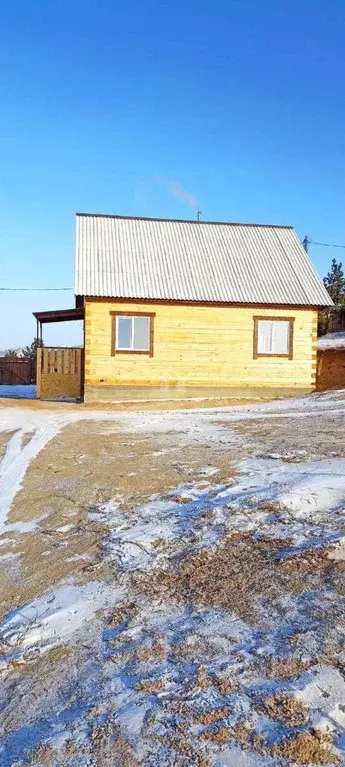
[{"x1": 34, "y1": 214, "x2": 332, "y2": 402}]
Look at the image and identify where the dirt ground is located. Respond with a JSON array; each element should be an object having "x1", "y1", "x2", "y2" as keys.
[
  {"x1": 0, "y1": 395, "x2": 260, "y2": 411},
  {"x1": 0, "y1": 418, "x2": 242, "y2": 615},
  {"x1": 1, "y1": 392, "x2": 345, "y2": 766}
]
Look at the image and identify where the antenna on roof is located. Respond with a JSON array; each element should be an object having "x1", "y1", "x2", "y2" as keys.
[
  {"x1": 197, "y1": 209, "x2": 202, "y2": 222},
  {"x1": 302, "y1": 235, "x2": 310, "y2": 253}
]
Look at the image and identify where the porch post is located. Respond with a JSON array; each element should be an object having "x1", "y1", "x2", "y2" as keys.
[
  {"x1": 36, "y1": 347, "x2": 42, "y2": 398},
  {"x1": 36, "y1": 319, "x2": 43, "y2": 344}
]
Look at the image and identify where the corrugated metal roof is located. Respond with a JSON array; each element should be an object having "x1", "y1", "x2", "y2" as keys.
[{"x1": 74, "y1": 214, "x2": 332, "y2": 306}]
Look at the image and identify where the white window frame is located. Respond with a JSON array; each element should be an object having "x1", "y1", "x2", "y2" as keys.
[
  {"x1": 253, "y1": 316, "x2": 294, "y2": 359},
  {"x1": 111, "y1": 312, "x2": 154, "y2": 356}
]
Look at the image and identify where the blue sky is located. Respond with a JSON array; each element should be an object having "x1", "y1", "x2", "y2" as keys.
[{"x1": 0, "y1": 0, "x2": 344, "y2": 348}]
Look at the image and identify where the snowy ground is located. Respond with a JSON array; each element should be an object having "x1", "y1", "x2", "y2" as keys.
[
  {"x1": 1, "y1": 392, "x2": 345, "y2": 765},
  {"x1": 0, "y1": 384, "x2": 36, "y2": 399}
]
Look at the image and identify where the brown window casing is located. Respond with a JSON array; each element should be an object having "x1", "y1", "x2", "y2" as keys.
[
  {"x1": 110, "y1": 311, "x2": 155, "y2": 356},
  {"x1": 253, "y1": 316, "x2": 295, "y2": 360}
]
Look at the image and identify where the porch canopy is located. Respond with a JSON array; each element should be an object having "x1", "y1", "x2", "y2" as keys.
[{"x1": 33, "y1": 308, "x2": 84, "y2": 342}]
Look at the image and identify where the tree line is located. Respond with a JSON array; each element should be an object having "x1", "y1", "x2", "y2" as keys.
[
  {"x1": 4, "y1": 338, "x2": 43, "y2": 361},
  {"x1": 323, "y1": 258, "x2": 345, "y2": 305}
]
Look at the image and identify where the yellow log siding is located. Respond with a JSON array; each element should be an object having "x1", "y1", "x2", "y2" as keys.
[{"x1": 84, "y1": 300, "x2": 317, "y2": 391}]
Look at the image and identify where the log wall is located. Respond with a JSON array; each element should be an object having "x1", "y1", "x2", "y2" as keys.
[{"x1": 84, "y1": 300, "x2": 318, "y2": 402}]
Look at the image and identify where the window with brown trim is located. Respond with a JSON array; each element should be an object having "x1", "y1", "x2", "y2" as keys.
[
  {"x1": 110, "y1": 312, "x2": 155, "y2": 356},
  {"x1": 253, "y1": 316, "x2": 294, "y2": 359}
]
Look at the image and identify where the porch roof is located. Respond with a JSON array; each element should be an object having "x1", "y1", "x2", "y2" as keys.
[{"x1": 33, "y1": 308, "x2": 84, "y2": 324}]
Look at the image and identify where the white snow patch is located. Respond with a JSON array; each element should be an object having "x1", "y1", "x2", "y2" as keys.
[
  {"x1": 0, "y1": 422, "x2": 65, "y2": 531},
  {"x1": 115, "y1": 700, "x2": 153, "y2": 741},
  {"x1": 275, "y1": 463, "x2": 345, "y2": 517},
  {"x1": 0, "y1": 551, "x2": 21, "y2": 562},
  {"x1": 1, "y1": 580, "x2": 123, "y2": 652},
  {"x1": 197, "y1": 466, "x2": 220, "y2": 477},
  {"x1": 318, "y1": 332, "x2": 345, "y2": 350},
  {"x1": 328, "y1": 540, "x2": 345, "y2": 560},
  {"x1": 56, "y1": 524, "x2": 74, "y2": 533},
  {"x1": 294, "y1": 666, "x2": 345, "y2": 732},
  {"x1": 46, "y1": 729, "x2": 73, "y2": 751},
  {"x1": 231, "y1": 456, "x2": 345, "y2": 519},
  {"x1": 0, "y1": 385, "x2": 36, "y2": 399},
  {"x1": 93, "y1": 481, "x2": 227, "y2": 572},
  {"x1": 5, "y1": 513, "x2": 49, "y2": 534},
  {"x1": 211, "y1": 744, "x2": 277, "y2": 766},
  {"x1": 67, "y1": 553, "x2": 93, "y2": 562}
]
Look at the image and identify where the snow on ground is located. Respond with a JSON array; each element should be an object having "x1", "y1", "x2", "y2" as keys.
[
  {"x1": 0, "y1": 387, "x2": 345, "y2": 534},
  {"x1": 96, "y1": 455, "x2": 345, "y2": 579},
  {"x1": 0, "y1": 385, "x2": 36, "y2": 399},
  {"x1": 1, "y1": 580, "x2": 122, "y2": 657},
  {"x1": 1, "y1": 391, "x2": 345, "y2": 764},
  {"x1": 294, "y1": 667, "x2": 345, "y2": 733}
]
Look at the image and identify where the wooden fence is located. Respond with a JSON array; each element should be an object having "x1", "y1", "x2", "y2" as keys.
[
  {"x1": 317, "y1": 347, "x2": 345, "y2": 390},
  {"x1": 0, "y1": 357, "x2": 35, "y2": 385},
  {"x1": 36, "y1": 347, "x2": 84, "y2": 399},
  {"x1": 318, "y1": 307, "x2": 345, "y2": 337}
]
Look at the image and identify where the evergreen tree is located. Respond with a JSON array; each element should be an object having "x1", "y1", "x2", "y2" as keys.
[
  {"x1": 323, "y1": 258, "x2": 345, "y2": 304},
  {"x1": 4, "y1": 338, "x2": 43, "y2": 361},
  {"x1": 21, "y1": 337, "x2": 43, "y2": 360},
  {"x1": 4, "y1": 348, "x2": 20, "y2": 360}
]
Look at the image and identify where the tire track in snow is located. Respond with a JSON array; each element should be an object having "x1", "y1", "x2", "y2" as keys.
[{"x1": 0, "y1": 423, "x2": 64, "y2": 533}]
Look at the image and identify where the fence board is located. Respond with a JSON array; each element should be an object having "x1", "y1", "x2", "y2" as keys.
[
  {"x1": 36, "y1": 348, "x2": 83, "y2": 400},
  {"x1": 0, "y1": 357, "x2": 35, "y2": 385}
]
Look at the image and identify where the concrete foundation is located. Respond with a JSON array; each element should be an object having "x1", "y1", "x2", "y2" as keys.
[{"x1": 84, "y1": 384, "x2": 313, "y2": 404}]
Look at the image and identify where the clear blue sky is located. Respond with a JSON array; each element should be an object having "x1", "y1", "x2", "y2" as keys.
[{"x1": 0, "y1": 0, "x2": 344, "y2": 348}]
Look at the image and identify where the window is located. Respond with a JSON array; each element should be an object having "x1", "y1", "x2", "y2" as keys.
[
  {"x1": 111, "y1": 312, "x2": 155, "y2": 355},
  {"x1": 253, "y1": 317, "x2": 294, "y2": 359}
]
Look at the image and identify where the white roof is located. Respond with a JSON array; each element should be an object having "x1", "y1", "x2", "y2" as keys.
[
  {"x1": 318, "y1": 332, "x2": 345, "y2": 350},
  {"x1": 74, "y1": 214, "x2": 332, "y2": 306}
]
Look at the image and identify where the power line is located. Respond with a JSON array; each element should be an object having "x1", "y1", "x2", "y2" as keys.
[
  {"x1": 302, "y1": 236, "x2": 345, "y2": 254},
  {"x1": 0, "y1": 287, "x2": 72, "y2": 291},
  {"x1": 310, "y1": 239, "x2": 345, "y2": 249}
]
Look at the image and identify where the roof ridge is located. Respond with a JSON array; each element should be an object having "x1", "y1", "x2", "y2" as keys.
[{"x1": 75, "y1": 212, "x2": 293, "y2": 229}]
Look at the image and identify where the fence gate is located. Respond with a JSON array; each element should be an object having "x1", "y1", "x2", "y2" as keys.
[
  {"x1": 0, "y1": 357, "x2": 35, "y2": 385},
  {"x1": 36, "y1": 347, "x2": 84, "y2": 400}
]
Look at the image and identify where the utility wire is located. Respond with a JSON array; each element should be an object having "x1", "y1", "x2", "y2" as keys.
[
  {"x1": 310, "y1": 239, "x2": 345, "y2": 249},
  {"x1": 0, "y1": 287, "x2": 72, "y2": 291}
]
